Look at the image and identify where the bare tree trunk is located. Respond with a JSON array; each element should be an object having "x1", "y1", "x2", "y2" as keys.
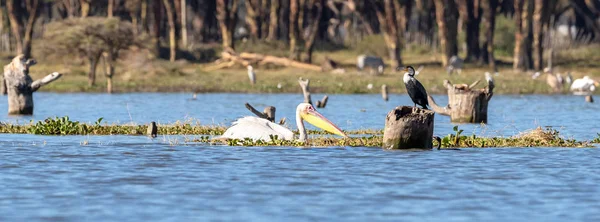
[
  {"x1": 87, "y1": 53, "x2": 101, "y2": 86},
  {"x1": 181, "y1": 0, "x2": 187, "y2": 47},
  {"x1": 514, "y1": 0, "x2": 534, "y2": 70},
  {"x1": 267, "y1": 0, "x2": 279, "y2": 41},
  {"x1": 301, "y1": 0, "x2": 323, "y2": 63},
  {"x1": 289, "y1": 0, "x2": 299, "y2": 60},
  {"x1": 481, "y1": 0, "x2": 497, "y2": 70},
  {"x1": 6, "y1": 0, "x2": 23, "y2": 54},
  {"x1": 216, "y1": 0, "x2": 237, "y2": 50},
  {"x1": 373, "y1": 0, "x2": 403, "y2": 69},
  {"x1": 152, "y1": 0, "x2": 162, "y2": 54},
  {"x1": 108, "y1": 0, "x2": 114, "y2": 17},
  {"x1": 532, "y1": 0, "x2": 546, "y2": 70},
  {"x1": 141, "y1": 0, "x2": 148, "y2": 32},
  {"x1": 163, "y1": 0, "x2": 178, "y2": 61},
  {"x1": 80, "y1": 0, "x2": 90, "y2": 17},
  {"x1": 513, "y1": 0, "x2": 524, "y2": 69},
  {"x1": 22, "y1": 0, "x2": 40, "y2": 59},
  {"x1": 456, "y1": 0, "x2": 481, "y2": 62},
  {"x1": 103, "y1": 53, "x2": 116, "y2": 93},
  {"x1": 433, "y1": 0, "x2": 459, "y2": 67},
  {"x1": 245, "y1": 0, "x2": 260, "y2": 39}
]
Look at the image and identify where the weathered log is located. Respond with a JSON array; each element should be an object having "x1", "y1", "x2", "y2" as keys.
[
  {"x1": 245, "y1": 103, "x2": 276, "y2": 122},
  {"x1": 382, "y1": 106, "x2": 435, "y2": 149},
  {"x1": 298, "y1": 78, "x2": 312, "y2": 105},
  {"x1": 428, "y1": 79, "x2": 493, "y2": 123},
  {"x1": 3, "y1": 55, "x2": 62, "y2": 115},
  {"x1": 147, "y1": 121, "x2": 157, "y2": 138},
  {"x1": 316, "y1": 95, "x2": 328, "y2": 108},
  {"x1": 381, "y1": 84, "x2": 389, "y2": 101},
  {"x1": 214, "y1": 50, "x2": 323, "y2": 71}
]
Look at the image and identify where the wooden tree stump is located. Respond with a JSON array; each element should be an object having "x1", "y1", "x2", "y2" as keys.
[
  {"x1": 382, "y1": 106, "x2": 435, "y2": 149},
  {"x1": 428, "y1": 79, "x2": 494, "y2": 123},
  {"x1": 316, "y1": 95, "x2": 328, "y2": 108},
  {"x1": 3, "y1": 55, "x2": 62, "y2": 115},
  {"x1": 298, "y1": 78, "x2": 312, "y2": 105},
  {"x1": 381, "y1": 84, "x2": 389, "y2": 101}
]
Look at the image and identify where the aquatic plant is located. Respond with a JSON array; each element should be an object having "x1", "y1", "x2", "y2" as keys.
[{"x1": 0, "y1": 117, "x2": 592, "y2": 148}]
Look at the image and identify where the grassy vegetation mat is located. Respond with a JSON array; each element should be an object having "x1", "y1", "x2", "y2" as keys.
[{"x1": 0, "y1": 117, "x2": 594, "y2": 148}]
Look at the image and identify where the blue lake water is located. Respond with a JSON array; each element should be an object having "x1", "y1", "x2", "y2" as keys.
[
  {"x1": 1, "y1": 93, "x2": 600, "y2": 221},
  {"x1": 0, "y1": 93, "x2": 598, "y2": 140}
]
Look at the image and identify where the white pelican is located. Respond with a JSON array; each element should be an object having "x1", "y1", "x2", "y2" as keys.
[
  {"x1": 570, "y1": 76, "x2": 599, "y2": 95},
  {"x1": 247, "y1": 65, "x2": 256, "y2": 85},
  {"x1": 219, "y1": 103, "x2": 347, "y2": 142}
]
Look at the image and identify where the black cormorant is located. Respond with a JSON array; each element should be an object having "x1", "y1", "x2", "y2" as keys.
[{"x1": 398, "y1": 66, "x2": 429, "y2": 109}]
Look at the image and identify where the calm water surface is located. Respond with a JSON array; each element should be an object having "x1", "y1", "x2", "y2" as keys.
[
  {"x1": 0, "y1": 93, "x2": 598, "y2": 140},
  {"x1": 1, "y1": 93, "x2": 599, "y2": 221},
  {"x1": 0, "y1": 135, "x2": 599, "y2": 221}
]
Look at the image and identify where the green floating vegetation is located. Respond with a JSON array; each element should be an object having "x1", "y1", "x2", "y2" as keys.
[
  {"x1": 191, "y1": 126, "x2": 591, "y2": 148},
  {"x1": 0, "y1": 117, "x2": 593, "y2": 148},
  {"x1": 592, "y1": 134, "x2": 600, "y2": 143},
  {"x1": 0, "y1": 116, "x2": 226, "y2": 136}
]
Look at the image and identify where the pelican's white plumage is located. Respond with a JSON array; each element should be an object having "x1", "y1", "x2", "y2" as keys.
[
  {"x1": 221, "y1": 116, "x2": 294, "y2": 141},
  {"x1": 570, "y1": 76, "x2": 598, "y2": 95},
  {"x1": 219, "y1": 103, "x2": 347, "y2": 142}
]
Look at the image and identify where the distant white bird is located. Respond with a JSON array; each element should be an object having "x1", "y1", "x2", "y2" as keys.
[
  {"x1": 247, "y1": 65, "x2": 256, "y2": 85},
  {"x1": 277, "y1": 82, "x2": 282, "y2": 89},
  {"x1": 532, "y1": 72, "x2": 541, "y2": 79},
  {"x1": 570, "y1": 76, "x2": 599, "y2": 95},
  {"x1": 219, "y1": 103, "x2": 347, "y2": 142},
  {"x1": 367, "y1": 83, "x2": 373, "y2": 90}
]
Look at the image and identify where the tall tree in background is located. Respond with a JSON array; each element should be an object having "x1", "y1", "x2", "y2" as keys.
[
  {"x1": 300, "y1": 0, "x2": 323, "y2": 63},
  {"x1": 216, "y1": 0, "x2": 238, "y2": 50},
  {"x1": 456, "y1": 0, "x2": 481, "y2": 62},
  {"x1": 245, "y1": 0, "x2": 262, "y2": 39},
  {"x1": 433, "y1": 0, "x2": 458, "y2": 67},
  {"x1": 480, "y1": 0, "x2": 497, "y2": 70},
  {"x1": 6, "y1": 0, "x2": 40, "y2": 58},
  {"x1": 125, "y1": 0, "x2": 142, "y2": 35},
  {"x1": 373, "y1": 0, "x2": 407, "y2": 69},
  {"x1": 266, "y1": 0, "x2": 279, "y2": 41},
  {"x1": 163, "y1": 0, "x2": 178, "y2": 61},
  {"x1": 289, "y1": 0, "x2": 299, "y2": 59},
  {"x1": 514, "y1": 0, "x2": 533, "y2": 70}
]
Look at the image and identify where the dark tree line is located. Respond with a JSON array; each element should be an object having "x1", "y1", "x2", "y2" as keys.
[{"x1": 1, "y1": 0, "x2": 600, "y2": 71}]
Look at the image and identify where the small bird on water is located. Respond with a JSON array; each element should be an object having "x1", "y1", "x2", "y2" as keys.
[{"x1": 398, "y1": 66, "x2": 429, "y2": 109}]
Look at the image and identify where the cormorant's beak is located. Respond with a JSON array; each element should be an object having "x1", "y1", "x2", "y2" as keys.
[
  {"x1": 396, "y1": 66, "x2": 408, "y2": 72},
  {"x1": 301, "y1": 109, "x2": 348, "y2": 138}
]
